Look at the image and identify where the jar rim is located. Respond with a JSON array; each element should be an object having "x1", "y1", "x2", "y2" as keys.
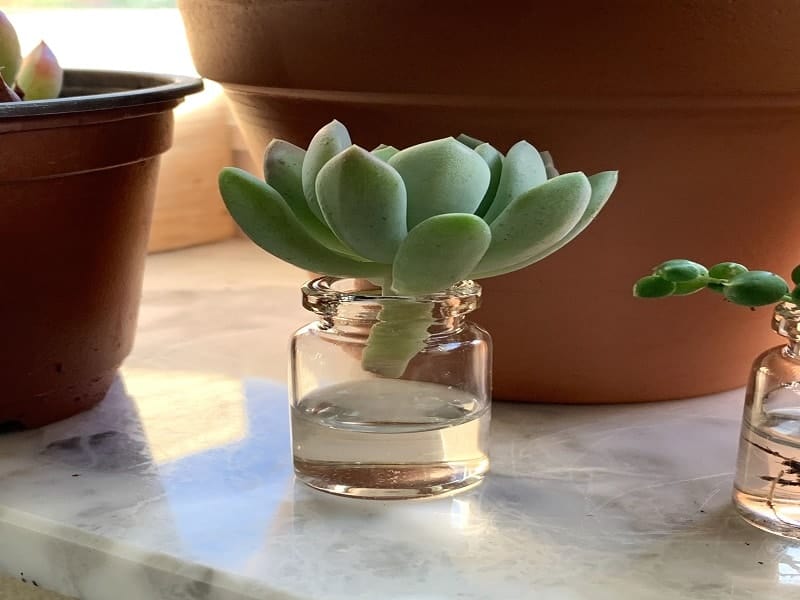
[
  {"x1": 302, "y1": 277, "x2": 482, "y2": 317},
  {"x1": 304, "y1": 276, "x2": 481, "y2": 300},
  {"x1": 773, "y1": 301, "x2": 800, "y2": 340}
]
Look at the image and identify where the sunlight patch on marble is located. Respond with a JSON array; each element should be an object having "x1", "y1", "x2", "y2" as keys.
[{"x1": 123, "y1": 368, "x2": 248, "y2": 464}]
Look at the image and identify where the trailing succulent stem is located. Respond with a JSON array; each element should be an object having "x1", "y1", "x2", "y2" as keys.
[
  {"x1": 634, "y1": 259, "x2": 800, "y2": 307},
  {"x1": 219, "y1": 120, "x2": 618, "y2": 377}
]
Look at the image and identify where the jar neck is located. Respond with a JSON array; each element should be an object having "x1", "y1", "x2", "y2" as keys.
[
  {"x1": 786, "y1": 342, "x2": 800, "y2": 359},
  {"x1": 319, "y1": 303, "x2": 467, "y2": 337},
  {"x1": 302, "y1": 277, "x2": 481, "y2": 339},
  {"x1": 773, "y1": 302, "x2": 800, "y2": 359}
]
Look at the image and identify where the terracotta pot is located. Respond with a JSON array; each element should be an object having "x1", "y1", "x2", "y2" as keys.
[
  {"x1": 179, "y1": 0, "x2": 800, "y2": 403},
  {"x1": 0, "y1": 70, "x2": 202, "y2": 429}
]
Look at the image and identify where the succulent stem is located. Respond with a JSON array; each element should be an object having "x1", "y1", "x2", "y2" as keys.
[{"x1": 362, "y1": 299, "x2": 435, "y2": 378}]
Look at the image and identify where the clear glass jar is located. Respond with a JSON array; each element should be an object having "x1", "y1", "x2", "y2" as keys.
[
  {"x1": 734, "y1": 302, "x2": 800, "y2": 538},
  {"x1": 289, "y1": 277, "x2": 492, "y2": 499}
]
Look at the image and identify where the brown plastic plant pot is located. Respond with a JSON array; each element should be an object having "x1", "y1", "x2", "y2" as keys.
[
  {"x1": 0, "y1": 69, "x2": 202, "y2": 430},
  {"x1": 180, "y1": 0, "x2": 800, "y2": 404}
]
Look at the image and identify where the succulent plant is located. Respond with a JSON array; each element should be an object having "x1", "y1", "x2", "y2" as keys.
[
  {"x1": 220, "y1": 120, "x2": 618, "y2": 376},
  {"x1": 634, "y1": 259, "x2": 798, "y2": 307},
  {"x1": 0, "y1": 10, "x2": 21, "y2": 85},
  {"x1": 0, "y1": 11, "x2": 62, "y2": 102}
]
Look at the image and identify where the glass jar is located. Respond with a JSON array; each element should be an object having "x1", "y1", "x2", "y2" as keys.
[
  {"x1": 734, "y1": 302, "x2": 800, "y2": 538},
  {"x1": 289, "y1": 277, "x2": 492, "y2": 499}
]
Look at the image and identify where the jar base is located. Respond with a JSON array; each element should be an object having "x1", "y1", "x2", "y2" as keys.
[
  {"x1": 294, "y1": 458, "x2": 489, "y2": 500},
  {"x1": 733, "y1": 489, "x2": 800, "y2": 540}
]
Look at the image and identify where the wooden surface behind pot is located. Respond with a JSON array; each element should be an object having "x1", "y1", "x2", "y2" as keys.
[
  {"x1": 148, "y1": 86, "x2": 237, "y2": 253},
  {"x1": 0, "y1": 105, "x2": 175, "y2": 429},
  {"x1": 179, "y1": 0, "x2": 800, "y2": 402}
]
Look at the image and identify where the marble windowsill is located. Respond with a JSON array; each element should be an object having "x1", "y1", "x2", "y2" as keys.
[{"x1": 0, "y1": 240, "x2": 797, "y2": 600}]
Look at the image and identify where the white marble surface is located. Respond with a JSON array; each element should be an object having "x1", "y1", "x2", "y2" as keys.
[{"x1": 0, "y1": 240, "x2": 798, "y2": 600}]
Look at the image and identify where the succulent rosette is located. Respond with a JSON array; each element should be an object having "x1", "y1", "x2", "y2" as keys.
[
  {"x1": 220, "y1": 120, "x2": 618, "y2": 375},
  {"x1": 0, "y1": 11, "x2": 62, "y2": 102}
]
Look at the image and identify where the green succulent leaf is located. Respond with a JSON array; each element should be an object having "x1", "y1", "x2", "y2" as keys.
[
  {"x1": 301, "y1": 120, "x2": 352, "y2": 222},
  {"x1": 791, "y1": 265, "x2": 800, "y2": 286},
  {"x1": 540, "y1": 170, "x2": 617, "y2": 255},
  {"x1": 392, "y1": 214, "x2": 491, "y2": 295},
  {"x1": 633, "y1": 275, "x2": 676, "y2": 298},
  {"x1": 316, "y1": 146, "x2": 407, "y2": 264},
  {"x1": 473, "y1": 170, "x2": 617, "y2": 278},
  {"x1": 723, "y1": 271, "x2": 789, "y2": 306},
  {"x1": 263, "y1": 139, "x2": 363, "y2": 259},
  {"x1": 15, "y1": 41, "x2": 62, "y2": 100},
  {"x1": 709, "y1": 262, "x2": 748, "y2": 280},
  {"x1": 483, "y1": 141, "x2": 548, "y2": 223},
  {"x1": 655, "y1": 259, "x2": 708, "y2": 283},
  {"x1": 371, "y1": 145, "x2": 399, "y2": 161},
  {"x1": 456, "y1": 133, "x2": 485, "y2": 149},
  {"x1": 474, "y1": 143, "x2": 504, "y2": 218},
  {"x1": 475, "y1": 172, "x2": 591, "y2": 276},
  {"x1": 264, "y1": 139, "x2": 306, "y2": 202},
  {"x1": 389, "y1": 138, "x2": 490, "y2": 229},
  {"x1": 219, "y1": 167, "x2": 387, "y2": 279},
  {"x1": 672, "y1": 278, "x2": 708, "y2": 296},
  {"x1": 0, "y1": 10, "x2": 22, "y2": 85}
]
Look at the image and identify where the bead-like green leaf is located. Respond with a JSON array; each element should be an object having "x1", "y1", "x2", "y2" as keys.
[
  {"x1": 482, "y1": 141, "x2": 547, "y2": 223},
  {"x1": 389, "y1": 138, "x2": 490, "y2": 229},
  {"x1": 302, "y1": 120, "x2": 351, "y2": 222},
  {"x1": 219, "y1": 167, "x2": 387, "y2": 279},
  {"x1": 474, "y1": 172, "x2": 591, "y2": 275},
  {"x1": 474, "y1": 143, "x2": 504, "y2": 218},
  {"x1": 264, "y1": 139, "x2": 363, "y2": 259},
  {"x1": 709, "y1": 262, "x2": 749, "y2": 280},
  {"x1": 316, "y1": 146, "x2": 407, "y2": 264},
  {"x1": 475, "y1": 171, "x2": 617, "y2": 278},
  {"x1": 633, "y1": 275, "x2": 676, "y2": 298},
  {"x1": 672, "y1": 278, "x2": 708, "y2": 296},
  {"x1": 724, "y1": 271, "x2": 789, "y2": 306},
  {"x1": 392, "y1": 214, "x2": 491, "y2": 295},
  {"x1": 655, "y1": 259, "x2": 708, "y2": 283}
]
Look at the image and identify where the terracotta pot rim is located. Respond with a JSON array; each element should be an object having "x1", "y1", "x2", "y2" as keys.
[
  {"x1": 0, "y1": 69, "x2": 203, "y2": 119},
  {"x1": 224, "y1": 82, "x2": 800, "y2": 113}
]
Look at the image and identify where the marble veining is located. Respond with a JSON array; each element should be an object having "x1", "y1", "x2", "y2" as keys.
[{"x1": 0, "y1": 241, "x2": 798, "y2": 599}]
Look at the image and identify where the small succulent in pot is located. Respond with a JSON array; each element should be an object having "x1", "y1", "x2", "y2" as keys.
[
  {"x1": 0, "y1": 10, "x2": 63, "y2": 102},
  {"x1": 220, "y1": 120, "x2": 619, "y2": 376}
]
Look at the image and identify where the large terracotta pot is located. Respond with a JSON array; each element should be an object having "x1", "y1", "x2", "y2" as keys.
[
  {"x1": 0, "y1": 70, "x2": 202, "y2": 429},
  {"x1": 179, "y1": 0, "x2": 800, "y2": 403}
]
